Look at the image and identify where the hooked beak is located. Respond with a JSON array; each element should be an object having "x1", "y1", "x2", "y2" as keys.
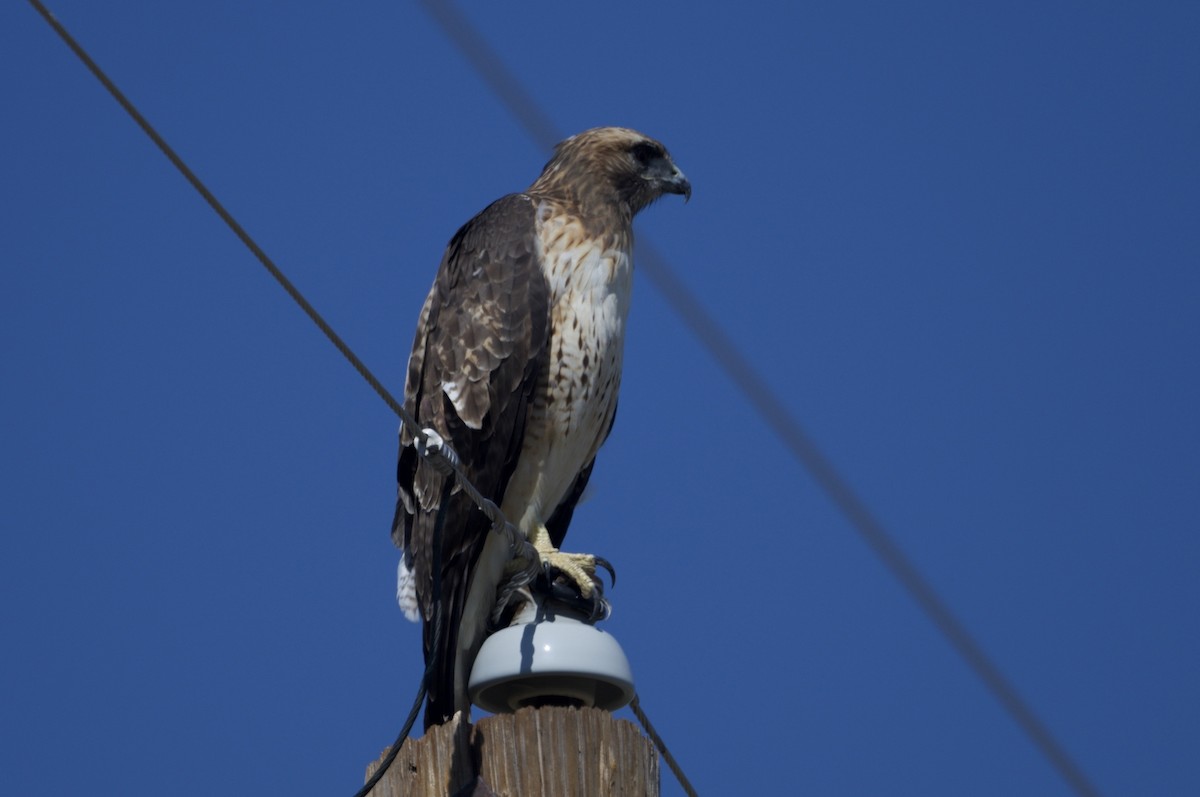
[
  {"x1": 665, "y1": 167, "x2": 692, "y2": 202},
  {"x1": 647, "y1": 156, "x2": 692, "y2": 202}
]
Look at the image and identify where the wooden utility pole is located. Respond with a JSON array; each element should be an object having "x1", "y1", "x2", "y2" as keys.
[{"x1": 364, "y1": 705, "x2": 659, "y2": 796}]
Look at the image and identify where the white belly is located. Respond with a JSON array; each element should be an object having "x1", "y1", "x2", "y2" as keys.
[
  {"x1": 456, "y1": 207, "x2": 633, "y2": 690},
  {"x1": 501, "y1": 217, "x2": 633, "y2": 533}
]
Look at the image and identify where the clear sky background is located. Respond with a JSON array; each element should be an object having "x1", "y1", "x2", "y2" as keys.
[{"x1": 3, "y1": 2, "x2": 1198, "y2": 795}]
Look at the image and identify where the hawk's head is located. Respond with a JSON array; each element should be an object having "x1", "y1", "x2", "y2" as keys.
[{"x1": 531, "y1": 127, "x2": 691, "y2": 217}]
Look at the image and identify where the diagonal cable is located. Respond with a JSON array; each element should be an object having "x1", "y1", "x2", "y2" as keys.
[
  {"x1": 25, "y1": 0, "x2": 538, "y2": 587},
  {"x1": 27, "y1": 3, "x2": 677, "y2": 793},
  {"x1": 630, "y1": 695, "x2": 699, "y2": 797},
  {"x1": 415, "y1": 2, "x2": 1104, "y2": 796},
  {"x1": 26, "y1": 0, "x2": 1101, "y2": 794}
]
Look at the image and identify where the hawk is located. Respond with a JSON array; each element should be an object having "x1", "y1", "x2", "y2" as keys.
[{"x1": 393, "y1": 127, "x2": 690, "y2": 728}]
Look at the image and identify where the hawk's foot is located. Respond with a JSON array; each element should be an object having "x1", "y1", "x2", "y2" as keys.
[
  {"x1": 540, "y1": 548, "x2": 600, "y2": 598},
  {"x1": 498, "y1": 524, "x2": 615, "y2": 620},
  {"x1": 538, "y1": 552, "x2": 613, "y2": 622},
  {"x1": 493, "y1": 560, "x2": 613, "y2": 626}
]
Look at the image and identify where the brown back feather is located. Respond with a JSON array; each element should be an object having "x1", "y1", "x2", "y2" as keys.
[{"x1": 395, "y1": 194, "x2": 549, "y2": 728}]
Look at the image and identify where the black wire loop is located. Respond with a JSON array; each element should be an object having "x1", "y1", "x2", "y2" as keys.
[{"x1": 355, "y1": 480, "x2": 453, "y2": 797}]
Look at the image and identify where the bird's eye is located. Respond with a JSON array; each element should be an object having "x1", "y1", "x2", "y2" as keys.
[{"x1": 630, "y1": 142, "x2": 660, "y2": 165}]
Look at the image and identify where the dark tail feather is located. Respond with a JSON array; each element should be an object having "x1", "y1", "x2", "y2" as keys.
[{"x1": 422, "y1": 565, "x2": 465, "y2": 730}]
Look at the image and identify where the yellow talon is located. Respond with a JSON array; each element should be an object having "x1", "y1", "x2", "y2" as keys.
[{"x1": 529, "y1": 524, "x2": 600, "y2": 599}]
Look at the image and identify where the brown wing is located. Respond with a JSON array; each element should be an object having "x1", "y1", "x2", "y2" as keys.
[{"x1": 394, "y1": 193, "x2": 549, "y2": 728}]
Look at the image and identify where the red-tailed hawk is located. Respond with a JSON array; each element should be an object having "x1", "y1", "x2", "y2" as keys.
[{"x1": 393, "y1": 127, "x2": 690, "y2": 728}]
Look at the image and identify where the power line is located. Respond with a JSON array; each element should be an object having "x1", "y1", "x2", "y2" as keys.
[
  {"x1": 630, "y1": 695, "x2": 699, "y2": 797},
  {"x1": 355, "y1": 480, "x2": 453, "y2": 797},
  {"x1": 26, "y1": 4, "x2": 686, "y2": 794},
  {"x1": 26, "y1": 0, "x2": 1100, "y2": 794},
  {"x1": 25, "y1": 0, "x2": 401, "y2": 420},
  {"x1": 23, "y1": 0, "x2": 539, "y2": 591},
  {"x1": 414, "y1": 2, "x2": 1104, "y2": 796}
]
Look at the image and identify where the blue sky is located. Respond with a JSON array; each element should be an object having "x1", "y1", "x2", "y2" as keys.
[{"x1": 3, "y1": 2, "x2": 1198, "y2": 795}]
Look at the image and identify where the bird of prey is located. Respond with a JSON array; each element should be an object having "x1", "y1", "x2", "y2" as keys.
[{"x1": 393, "y1": 127, "x2": 690, "y2": 729}]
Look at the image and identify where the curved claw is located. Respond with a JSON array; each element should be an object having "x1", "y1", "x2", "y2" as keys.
[
  {"x1": 593, "y1": 556, "x2": 616, "y2": 587},
  {"x1": 540, "y1": 560, "x2": 601, "y2": 594},
  {"x1": 543, "y1": 576, "x2": 611, "y2": 621}
]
